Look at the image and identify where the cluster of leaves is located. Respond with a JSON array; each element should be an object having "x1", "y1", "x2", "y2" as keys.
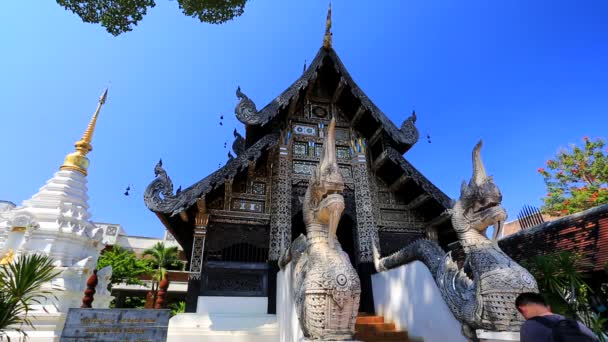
[
  {"x1": 524, "y1": 251, "x2": 607, "y2": 340},
  {"x1": 97, "y1": 242, "x2": 182, "y2": 308},
  {"x1": 141, "y1": 242, "x2": 182, "y2": 282},
  {"x1": 169, "y1": 301, "x2": 186, "y2": 317},
  {"x1": 0, "y1": 254, "x2": 61, "y2": 338},
  {"x1": 538, "y1": 137, "x2": 608, "y2": 216},
  {"x1": 97, "y1": 245, "x2": 150, "y2": 288},
  {"x1": 121, "y1": 296, "x2": 147, "y2": 309},
  {"x1": 56, "y1": 0, "x2": 248, "y2": 36}
]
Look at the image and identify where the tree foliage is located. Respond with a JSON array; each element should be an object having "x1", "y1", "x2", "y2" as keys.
[
  {"x1": 142, "y1": 242, "x2": 182, "y2": 281},
  {"x1": 0, "y1": 254, "x2": 60, "y2": 338},
  {"x1": 97, "y1": 246, "x2": 150, "y2": 287},
  {"x1": 538, "y1": 137, "x2": 608, "y2": 216},
  {"x1": 55, "y1": 0, "x2": 248, "y2": 36},
  {"x1": 524, "y1": 251, "x2": 607, "y2": 340}
]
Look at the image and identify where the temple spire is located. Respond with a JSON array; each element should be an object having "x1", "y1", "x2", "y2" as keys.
[
  {"x1": 60, "y1": 88, "x2": 108, "y2": 176},
  {"x1": 323, "y1": 2, "x2": 332, "y2": 50}
]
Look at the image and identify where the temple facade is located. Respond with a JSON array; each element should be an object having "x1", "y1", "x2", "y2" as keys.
[{"x1": 144, "y1": 17, "x2": 457, "y2": 315}]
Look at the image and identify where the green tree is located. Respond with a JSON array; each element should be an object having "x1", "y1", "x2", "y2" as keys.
[
  {"x1": 525, "y1": 251, "x2": 607, "y2": 340},
  {"x1": 0, "y1": 254, "x2": 61, "y2": 338},
  {"x1": 538, "y1": 137, "x2": 608, "y2": 216},
  {"x1": 97, "y1": 246, "x2": 150, "y2": 288},
  {"x1": 142, "y1": 242, "x2": 181, "y2": 307},
  {"x1": 142, "y1": 242, "x2": 182, "y2": 281},
  {"x1": 55, "y1": 0, "x2": 248, "y2": 36}
]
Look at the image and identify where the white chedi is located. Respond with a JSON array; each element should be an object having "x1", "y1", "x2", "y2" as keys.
[{"x1": 0, "y1": 89, "x2": 113, "y2": 340}]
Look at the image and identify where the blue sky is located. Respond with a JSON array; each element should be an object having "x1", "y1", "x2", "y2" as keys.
[{"x1": 1, "y1": 1, "x2": 607, "y2": 238}]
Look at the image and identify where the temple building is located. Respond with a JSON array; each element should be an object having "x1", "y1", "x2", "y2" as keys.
[{"x1": 144, "y1": 10, "x2": 456, "y2": 315}]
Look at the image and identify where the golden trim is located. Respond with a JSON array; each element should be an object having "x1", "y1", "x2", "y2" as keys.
[
  {"x1": 11, "y1": 226, "x2": 26, "y2": 233},
  {"x1": 0, "y1": 249, "x2": 15, "y2": 265},
  {"x1": 60, "y1": 88, "x2": 108, "y2": 176}
]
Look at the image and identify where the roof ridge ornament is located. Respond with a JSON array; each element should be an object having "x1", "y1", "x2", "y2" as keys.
[
  {"x1": 235, "y1": 86, "x2": 262, "y2": 125},
  {"x1": 322, "y1": 2, "x2": 332, "y2": 50},
  {"x1": 60, "y1": 88, "x2": 108, "y2": 176}
]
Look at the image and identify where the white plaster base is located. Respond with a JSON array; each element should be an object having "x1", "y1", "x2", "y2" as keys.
[
  {"x1": 167, "y1": 295, "x2": 278, "y2": 342},
  {"x1": 299, "y1": 339, "x2": 360, "y2": 342},
  {"x1": 477, "y1": 330, "x2": 520, "y2": 341},
  {"x1": 167, "y1": 313, "x2": 278, "y2": 342},
  {"x1": 196, "y1": 296, "x2": 268, "y2": 315},
  {"x1": 3, "y1": 312, "x2": 66, "y2": 342},
  {"x1": 276, "y1": 264, "x2": 304, "y2": 342},
  {"x1": 371, "y1": 260, "x2": 468, "y2": 342}
]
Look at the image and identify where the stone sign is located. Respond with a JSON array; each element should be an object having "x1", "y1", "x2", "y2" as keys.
[{"x1": 60, "y1": 308, "x2": 170, "y2": 342}]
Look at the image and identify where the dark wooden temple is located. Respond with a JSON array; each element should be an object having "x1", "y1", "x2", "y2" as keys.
[{"x1": 144, "y1": 20, "x2": 457, "y2": 313}]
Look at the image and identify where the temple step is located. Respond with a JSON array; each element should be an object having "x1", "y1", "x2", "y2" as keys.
[{"x1": 354, "y1": 314, "x2": 421, "y2": 342}]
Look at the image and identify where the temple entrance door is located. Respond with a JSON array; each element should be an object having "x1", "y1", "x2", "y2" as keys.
[
  {"x1": 290, "y1": 211, "x2": 357, "y2": 267},
  {"x1": 336, "y1": 215, "x2": 356, "y2": 266},
  {"x1": 291, "y1": 211, "x2": 306, "y2": 243}
]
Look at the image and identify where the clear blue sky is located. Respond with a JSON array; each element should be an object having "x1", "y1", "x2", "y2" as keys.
[{"x1": 1, "y1": 1, "x2": 607, "y2": 238}]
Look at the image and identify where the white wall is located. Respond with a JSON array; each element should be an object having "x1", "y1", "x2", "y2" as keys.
[
  {"x1": 276, "y1": 263, "x2": 304, "y2": 342},
  {"x1": 196, "y1": 296, "x2": 268, "y2": 315},
  {"x1": 371, "y1": 261, "x2": 468, "y2": 342}
]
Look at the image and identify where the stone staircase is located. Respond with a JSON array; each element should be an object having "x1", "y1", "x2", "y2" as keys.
[{"x1": 355, "y1": 314, "x2": 421, "y2": 342}]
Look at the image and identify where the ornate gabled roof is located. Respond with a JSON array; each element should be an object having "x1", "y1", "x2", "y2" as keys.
[
  {"x1": 144, "y1": 133, "x2": 278, "y2": 216},
  {"x1": 386, "y1": 147, "x2": 454, "y2": 210},
  {"x1": 235, "y1": 47, "x2": 419, "y2": 152}
]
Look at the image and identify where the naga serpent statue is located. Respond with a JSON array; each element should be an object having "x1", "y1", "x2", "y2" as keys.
[
  {"x1": 373, "y1": 141, "x2": 538, "y2": 340},
  {"x1": 279, "y1": 117, "x2": 361, "y2": 340}
]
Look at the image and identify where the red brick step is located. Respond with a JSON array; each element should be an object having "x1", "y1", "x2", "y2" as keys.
[{"x1": 354, "y1": 313, "x2": 421, "y2": 342}]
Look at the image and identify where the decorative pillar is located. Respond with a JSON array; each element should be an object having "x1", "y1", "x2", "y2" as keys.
[
  {"x1": 351, "y1": 143, "x2": 377, "y2": 263},
  {"x1": 154, "y1": 276, "x2": 170, "y2": 309},
  {"x1": 267, "y1": 138, "x2": 292, "y2": 314},
  {"x1": 247, "y1": 160, "x2": 257, "y2": 193},
  {"x1": 185, "y1": 198, "x2": 209, "y2": 313},
  {"x1": 351, "y1": 140, "x2": 377, "y2": 313},
  {"x1": 224, "y1": 179, "x2": 233, "y2": 210},
  {"x1": 81, "y1": 269, "x2": 98, "y2": 308},
  {"x1": 269, "y1": 144, "x2": 292, "y2": 261}
]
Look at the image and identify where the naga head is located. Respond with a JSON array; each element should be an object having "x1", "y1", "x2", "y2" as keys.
[
  {"x1": 305, "y1": 117, "x2": 345, "y2": 227},
  {"x1": 455, "y1": 141, "x2": 506, "y2": 239}
]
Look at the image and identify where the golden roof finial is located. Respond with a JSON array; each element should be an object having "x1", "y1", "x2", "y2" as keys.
[
  {"x1": 323, "y1": 2, "x2": 332, "y2": 50},
  {"x1": 60, "y1": 88, "x2": 108, "y2": 176}
]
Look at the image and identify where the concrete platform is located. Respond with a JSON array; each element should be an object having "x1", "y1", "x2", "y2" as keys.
[
  {"x1": 168, "y1": 296, "x2": 278, "y2": 342},
  {"x1": 167, "y1": 313, "x2": 279, "y2": 342}
]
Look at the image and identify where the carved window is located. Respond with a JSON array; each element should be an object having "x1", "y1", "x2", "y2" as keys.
[
  {"x1": 339, "y1": 166, "x2": 352, "y2": 178},
  {"x1": 252, "y1": 182, "x2": 266, "y2": 195},
  {"x1": 336, "y1": 146, "x2": 351, "y2": 160},
  {"x1": 293, "y1": 142, "x2": 307, "y2": 157},
  {"x1": 335, "y1": 128, "x2": 350, "y2": 141},
  {"x1": 293, "y1": 124, "x2": 317, "y2": 136},
  {"x1": 106, "y1": 226, "x2": 118, "y2": 235},
  {"x1": 293, "y1": 161, "x2": 317, "y2": 175},
  {"x1": 231, "y1": 199, "x2": 265, "y2": 213},
  {"x1": 310, "y1": 104, "x2": 329, "y2": 118},
  {"x1": 315, "y1": 144, "x2": 323, "y2": 157}
]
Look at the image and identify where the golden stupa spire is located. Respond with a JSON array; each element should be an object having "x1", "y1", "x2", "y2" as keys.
[
  {"x1": 60, "y1": 88, "x2": 108, "y2": 176},
  {"x1": 323, "y1": 2, "x2": 332, "y2": 50}
]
